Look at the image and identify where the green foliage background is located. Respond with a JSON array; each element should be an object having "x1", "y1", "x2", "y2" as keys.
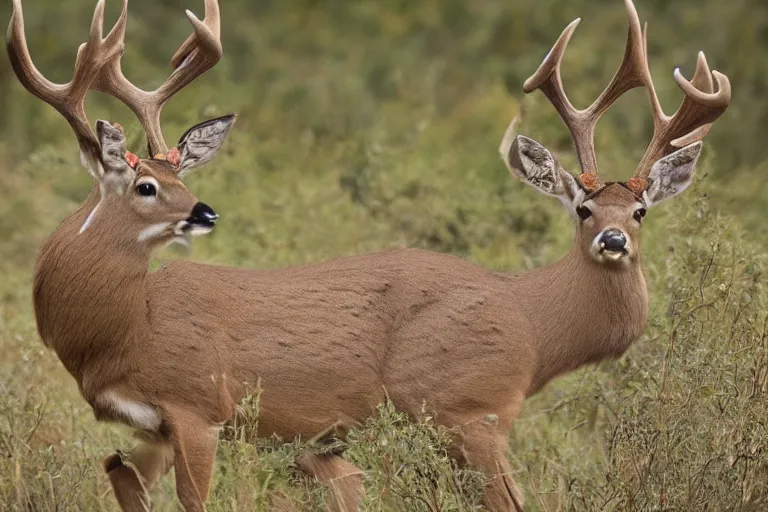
[{"x1": 0, "y1": 0, "x2": 767, "y2": 510}]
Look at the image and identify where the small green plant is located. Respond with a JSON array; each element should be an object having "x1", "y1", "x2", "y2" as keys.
[{"x1": 345, "y1": 401, "x2": 486, "y2": 512}]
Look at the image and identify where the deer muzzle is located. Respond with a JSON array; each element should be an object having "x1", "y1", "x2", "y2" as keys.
[
  {"x1": 599, "y1": 229, "x2": 627, "y2": 253},
  {"x1": 592, "y1": 228, "x2": 630, "y2": 263},
  {"x1": 185, "y1": 202, "x2": 219, "y2": 235}
]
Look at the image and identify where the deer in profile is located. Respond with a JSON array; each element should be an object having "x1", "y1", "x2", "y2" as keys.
[{"x1": 8, "y1": 0, "x2": 730, "y2": 510}]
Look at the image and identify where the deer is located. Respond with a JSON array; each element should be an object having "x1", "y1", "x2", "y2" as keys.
[{"x1": 7, "y1": 0, "x2": 730, "y2": 510}]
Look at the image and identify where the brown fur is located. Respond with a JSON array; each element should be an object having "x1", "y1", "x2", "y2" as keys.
[{"x1": 34, "y1": 166, "x2": 649, "y2": 510}]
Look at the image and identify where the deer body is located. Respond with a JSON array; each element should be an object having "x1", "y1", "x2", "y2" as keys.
[
  {"x1": 36, "y1": 186, "x2": 648, "y2": 439},
  {"x1": 10, "y1": 0, "x2": 730, "y2": 510}
]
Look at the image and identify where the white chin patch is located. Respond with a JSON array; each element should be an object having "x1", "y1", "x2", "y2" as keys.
[
  {"x1": 188, "y1": 224, "x2": 214, "y2": 236},
  {"x1": 173, "y1": 220, "x2": 190, "y2": 237},
  {"x1": 168, "y1": 235, "x2": 190, "y2": 248},
  {"x1": 169, "y1": 220, "x2": 191, "y2": 247},
  {"x1": 168, "y1": 220, "x2": 214, "y2": 247},
  {"x1": 602, "y1": 250, "x2": 625, "y2": 261}
]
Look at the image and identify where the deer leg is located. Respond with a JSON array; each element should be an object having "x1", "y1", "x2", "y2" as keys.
[
  {"x1": 451, "y1": 423, "x2": 524, "y2": 512},
  {"x1": 296, "y1": 452, "x2": 364, "y2": 512},
  {"x1": 165, "y1": 406, "x2": 220, "y2": 512},
  {"x1": 103, "y1": 437, "x2": 175, "y2": 511},
  {"x1": 103, "y1": 451, "x2": 150, "y2": 512}
]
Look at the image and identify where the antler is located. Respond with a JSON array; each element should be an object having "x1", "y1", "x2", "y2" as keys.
[
  {"x1": 632, "y1": 52, "x2": 731, "y2": 180},
  {"x1": 523, "y1": 0, "x2": 731, "y2": 192},
  {"x1": 92, "y1": 0, "x2": 222, "y2": 157},
  {"x1": 6, "y1": 0, "x2": 222, "y2": 167},
  {"x1": 6, "y1": 0, "x2": 126, "y2": 172}
]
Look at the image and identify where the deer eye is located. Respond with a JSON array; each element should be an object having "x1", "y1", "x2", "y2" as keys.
[
  {"x1": 576, "y1": 205, "x2": 592, "y2": 220},
  {"x1": 136, "y1": 183, "x2": 157, "y2": 197},
  {"x1": 633, "y1": 208, "x2": 647, "y2": 223}
]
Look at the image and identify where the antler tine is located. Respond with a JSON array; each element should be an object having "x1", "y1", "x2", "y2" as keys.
[
  {"x1": 585, "y1": 0, "x2": 651, "y2": 121},
  {"x1": 524, "y1": 0, "x2": 654, "y2": 188},
  {"x1": 93, "y1": 0, "x2": 223, "y2": 157},
  {"x1": 6, "y1": 0, "x2": 63, "y2": 109},
  {"x1": 633, "y1": 52, "x2": 732, "y2": 179},
  {"x1": 6, "y1": 0, "x2": 124, "y2": 169},
  {"x1": 522, "y1": 19, "x2": 586, "y2": 166},
  {"x1": 171, "y1": 0, "x2": 221, "y2": 69}
]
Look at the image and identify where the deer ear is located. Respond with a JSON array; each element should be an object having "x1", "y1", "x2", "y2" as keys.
[
  {"x1": 174, "y1": 114, "x2": 236, "y2": 176},
  {"x1": 95, "y1": 120, "x2": 136, "y2": 193},
  {"x1": 501, "y1": 132, "x2": 583, "y2": 212},
  {"x1": 644, "y1": 142, "x2": 702, "y2": 207}
]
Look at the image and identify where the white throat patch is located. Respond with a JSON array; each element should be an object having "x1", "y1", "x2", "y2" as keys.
[{"x1": 137, "y1": 222, "x2": 172, "y2": 243}]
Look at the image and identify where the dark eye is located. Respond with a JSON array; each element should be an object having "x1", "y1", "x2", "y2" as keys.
[
  {"x1": 633, "y1": 208, "x2": 647, "y2": 223},
  {"x1": 576, "y1": 205, "x2": 592, "y2": 220},
  {"x1": 136, "y1": 183, "x2": 157, "y2": 197}
]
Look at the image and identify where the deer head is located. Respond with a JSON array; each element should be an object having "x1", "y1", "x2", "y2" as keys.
[
  {"x1": 500, "y1": 0, "x2": 731, "y2": 266},
  {"x1": 7, "y1": 0, "x2": 234, "y2": 249}
]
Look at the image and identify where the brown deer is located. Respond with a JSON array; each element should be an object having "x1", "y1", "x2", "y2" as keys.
[{"x1": 8, "y1": 0, "x2": 730, "y2": 510}]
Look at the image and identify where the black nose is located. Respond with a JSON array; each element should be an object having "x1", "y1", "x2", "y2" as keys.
[
  {"x1": 188, "y1": 202, "x2": 219, "y2": 226},
  {"x1": 599, "y1": 229, "x2": 627, "y2": 252}
]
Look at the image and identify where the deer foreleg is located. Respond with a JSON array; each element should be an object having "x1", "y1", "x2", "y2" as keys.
[
  {"x1": 103, "y1": 437, "x2": 174, "y2": 512},
  {"x1": 165, "y1": 406, "x2": 219, "y2": 512},
  {"x1": 451, "y1": 421, "x2": 525, "y2": 512},
  {"x1": 297, "y1": 452, "x2": 364, "y2": 512}
]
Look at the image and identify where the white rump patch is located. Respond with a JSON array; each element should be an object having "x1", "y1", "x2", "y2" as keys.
[
  {"x1": 138, "y1": 222, "x2": 171, "y2": 243},
  {"x1": 98, "y1": 390, "x2": 161, "y2": 431}
]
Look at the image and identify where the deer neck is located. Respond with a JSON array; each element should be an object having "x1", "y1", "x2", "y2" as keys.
[
  {"x1": 513, "y1": 234, "x2": 649, "y2": 395},
  {"x1": 33, "y1": 187, "x2": 151, "y2": 384}
]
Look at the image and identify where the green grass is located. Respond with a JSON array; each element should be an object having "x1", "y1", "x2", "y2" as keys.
[{"x1": 1, "y1": 0, "x2": 768, "y2": 510}]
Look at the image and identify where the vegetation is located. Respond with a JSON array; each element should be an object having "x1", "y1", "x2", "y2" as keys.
[{"x1": 1, "y1": 0, "x2": 766, "y2": 510}]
